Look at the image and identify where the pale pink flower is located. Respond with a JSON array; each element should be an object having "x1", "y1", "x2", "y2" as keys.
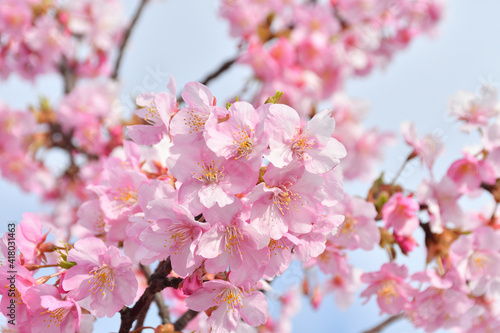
[
  {"x1": 88, "y1": 159, "x2": 149, "y2": 241},
  {"x1": 17, "y1": 213, "x2": 49, "y2": 264},
  {"x1": 417, "y1": 176, "x2": 465, "y2": 232},
  {"x1": 450, "y1": 226, "x2": 500, "y2": 298},
  {"x1": 448, "y1": 84, "x2": 500, "y2": 131},
  {"x1": 264, "y1": 105, "x2": 346, "y2": 174},
  {"x1": 326, "y1": 266, "x2": 362, "y2": 310},
  {"x1": 198, "y1": 201, "x2": 269, "y2": 285},
  {"x1": 166, "y1": 139, "x2": 254, "y2": 213},
  {"x1": 263, "y1": 235, "x2": 296, "y2": 279},
  {"x1": 329, "y1": 195, "x2": 380, "y2": 250},
  {"x1": 0, "y1": 264, "x2": 34, "y2": 330},
  {"x1": 0, "y1": 0, "x2": 32, "y2": 37},
  {"x1": 338, "y1": 127, "x2": 395, "y2": 180},
  {"x1": 25, "y1": 16, "x2": 72, "y2": 61},
  {"x1": 204, "y1": 101, "x2": 268, "y2": 166},
  {"x1": 185, "y1": 279, "x2": 268, "y2": 333},
  {"x1": 125, "y1": 179, "x2": 177, "y2": 265},
  {"x1": 360, "y1": 263, "x2": 415, "y2": 315},
  {"x1": 294, "y1": 214, "x2": 344, "y2": 262},
  {"x1": 63, "y1": 237, "x2": 138, "y2": 318},
  {"x1": 64, "y1": 0, "x2": 125, "y2": 51},
  {"x1": 410, "y1": 269, "x2": 474, "y2": 332},
  {"x1": 138, "y1": 198, "x2": 208, "y2": 277},
  {"x1": 170, "y1": 82, "x2": 226, "y2": 140},
  {"x1": 247, "y1": 161, "x2": 325, "y2": 239},
  {"x1": 313, "y1": 243, "x2": 350, "y2": 276},
  {"x1": 401, "y1": 121, "x2": 445, "y2": 169},
  {"x1": 128, "y1": 78, "x2": 176, "y2": 145},
  {"x1": 447, "y1": 153, "x2": 496, "y2": 194},
  {"x1": 382, "y1": 193, "x2": 420, "y2": 236},
  {"x1": 23, "y1": 284, "x2": 81, "y2": 333}
]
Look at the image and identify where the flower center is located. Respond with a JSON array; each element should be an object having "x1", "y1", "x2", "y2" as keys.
[
  {"x1": 214, "y1": 287, "x2": 244, "y2": 312},
  {"x1": 165, "y1": 224, "x2": 192, "y2": 254},
  {"x1": 114, "y1": 186, "x2": 139, "y2": 205},
  {"x1": 224, "y1": 226, "x2": 244, "y2": 258},
  {"x1": 291, "y1": 129, "x2": 314, "y2": 159},
  {"x1": 88, "y1": 265, "x2": 115, "y2": 296},
  {"x1": 268, "y1": 239, "x2": 288, "y2": 257},
  {"x1": 339, "y1": 214, "x2": 356, "y2": 235},
  {"x1": 377, "y1": 280, "x2": 398, "y2": 304},
  {"x1": 232, "y1": 125, "x2": 255, "y2": 159},
  {"x1": 41, "y1": 307, "x2": 70, "y2": 328},
  {"x1": 197, "y1": 160, "x2": 224, "y2": 183},
  {"x1": 145, "y1": 102, "x2": 160, "y2": 124},
  {"x1": 470, "y1": 251, "x2": 489, "y2": 275},
  {"x1": 272, "y1": 183, "x2": 301, "y2": 215},
  {"x1": 183, "y1": 108, "x2": 208, "y2": 133}
]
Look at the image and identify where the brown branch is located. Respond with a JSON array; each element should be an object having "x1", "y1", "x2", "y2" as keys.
[
  {"x1": 112, "y1": 0, "x2": 150, "y2": 80},
  {"x1": 200, "y1": 57, "x2": 237, "y2": 87},
  {"x1": 59, "y1": 57, "x2": 76, "y2": 94},
  {"x1": 177, "y1": 57, "x2": 238, "y2": 103},
  {"x1": 361, "y1": 314, "x2": 404, "y2": 333},
  {"x1": 173, "y1": 309, "x2": 199, "y2": 332},
  {"x1": 138, "y1": 264, "x2": 171, "y2": 326},
  {"x1": 119, "y1": 259, "x2": 182, "y2": 333},
  {"x1": 155, "y1": 293, "x2": 171, "y2": 325}
]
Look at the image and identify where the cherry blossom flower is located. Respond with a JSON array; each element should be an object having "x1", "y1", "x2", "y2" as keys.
[
  {"x1": 448, "y1": 84, "x2": 500, "y2": 131},
  {"x1": 23, "y1": 284, "x2": 81, "y2": 333},
  {"x1": 198, "y1": 201, "x2": 269, "y2": 285},
  {"x1": 63, "y1": 237, "x2": 138, "y2": 318},
  {"x1": 204, "y1": 101, "x2": 268, "y2": 166},
  {"x1": 264, "y1": 105, "x2": 346, "y2": 174},
  {"x1": 128, "y1": 78, "x2": 176, "y2": 145},
  {"x1": 167, "y1": 139, "x2": 254, "y2": 212},
  {"x1": 329, "y1": 195, "x2": 379, "y2": 250},
  {"x1": 247, "y1": 161, "x2": 325, "y2": 239},
  {"x1": 382, "y1": 192, "x2": 420, "y2": 236},
  {"x1": 185, "y1": 279, "x2": 268, "y2": 333},
  {"x1": 138, "y1": 198, "x2": 208, "y2": 277},
  {"x1": 401, "y1": 121, "x2": 445, "y2": 170},
  {"x1": 447, "y1": 153, "x2": 496, "y2": 194},
  {"x1": 361, "y1": 263, "x2": 415, "y2": 315}
]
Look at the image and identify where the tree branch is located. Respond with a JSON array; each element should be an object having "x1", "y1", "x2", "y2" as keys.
[
  {"x1": 200, "y1": 57, "x2": 237, "y2": 87},
  {"x1": 112, "y1": 0, "x2": 150, "y2": 80},
  {"x1": 177, "y1": 57, "x2": 237, "y2": 102},
  {"x1": 119, "y1": 259, "x2": 182, "y2": 333},
  {"x1": 173, "y1": 309, "x2": 199, "y2": 332},
  {"x1": 138, "y1": 264, "x2": 171, "y2": 326},
  {"x1": 361, "y1": 314, "x2": 404, "y2": 333}
]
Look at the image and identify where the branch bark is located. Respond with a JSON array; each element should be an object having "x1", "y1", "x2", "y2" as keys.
[
  {"x1": 173, "y1": 309, "x2": 199, "y2": 332},
  {"x1": 177, "y1": 57, "x2": 237, "y2": 102},
  {"x1": 119, "y1": 259, "x2": 182, "y2": 333},
  {"x1": 138, "y1": 264, "x2": 171, "y2": 326},
  {"x1": 361, "y1": 314, "x2": 404, "y2": 333},
  {"x1": 112, "y1": 0, "x2": 150, "y2": 80}
]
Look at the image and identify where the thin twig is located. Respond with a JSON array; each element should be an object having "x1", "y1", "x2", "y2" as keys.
[
  {"x1": 362, "y1": 314, "x2": 404, "y2": 333},
  {"x1": 139, "y1": 264, "x2": 171, "y2": 325},
  {"x1": 119, "y1": 259, "x2": 182, "y2": 333},
  {"x1": 112, "y1": 0, "x2": 150, "y2": 80},
  {"x1": 155, "y1": 293, "x2": 171, "y2": 325},
  {"x1": 200, "y1": 57, "x2": 237, "y2": 87},
  {"x1": 173, "y1": 309, "x2": 199, "y2": 331},
  {"x1": 176, "y1": 57, "x2": 238, "y2": 102},
  {"x1": 59, "y1": 57, "x2": 76, "y2": 93},
  {"x1": 390, "y1": 152, "x2": 416, "y2": 186}
]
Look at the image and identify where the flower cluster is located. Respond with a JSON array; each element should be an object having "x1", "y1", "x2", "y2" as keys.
[
  {"x1": 0, "y1": 0, "x2": 125, "y2": 80},
  {"x1": 221, "y1": 0, "x2": 444, "y2": 111},
  {"x1": 8, "y1": 0, "x2": 500, "y2": 332}
]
